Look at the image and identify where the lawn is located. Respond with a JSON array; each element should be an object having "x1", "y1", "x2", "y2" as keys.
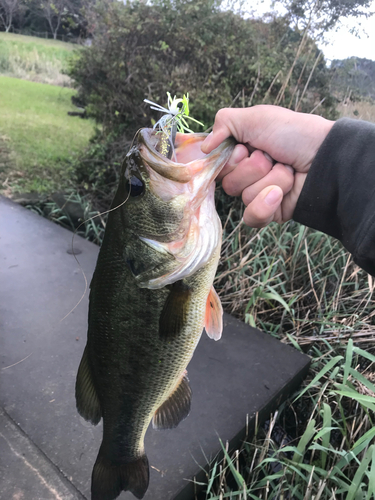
[
  {"x1": 0, "y1": 76, "x2": 95, "y2": 193},
  {"x1": 0, "y1": 32, "x2": 76, "y2": 49},
  {"x1": 0, "y1": 32, "x2": 78, "y2": 86}
]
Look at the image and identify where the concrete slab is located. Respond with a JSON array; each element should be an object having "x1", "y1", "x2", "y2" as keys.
[
  {"x1": 0, "y1": 196, "x2": 310, "y2": 499},
  {"x1": 0, "y1": 407, "x2": 84, "y2": 500}
]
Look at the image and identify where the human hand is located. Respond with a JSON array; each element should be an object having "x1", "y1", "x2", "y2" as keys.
[{"x1": 201, "y1": 105, "x2": 334, "y2": 227}]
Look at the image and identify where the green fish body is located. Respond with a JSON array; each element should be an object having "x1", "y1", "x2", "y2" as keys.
[{"x1": 75, "y1": 129, "x2": 235, "y2": 500}]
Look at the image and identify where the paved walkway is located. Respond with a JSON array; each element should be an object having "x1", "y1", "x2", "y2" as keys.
[{"x1": 0, "y1": 196, "x2": 310, "y2": 500}]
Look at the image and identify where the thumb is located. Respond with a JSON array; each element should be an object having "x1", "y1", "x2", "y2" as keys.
[
  {"x1": 243, "y1": 186, "x2": 283, "y2": 228},
  {"x1": 201, "y1": 108, "x2": 237, "y2": 153}
]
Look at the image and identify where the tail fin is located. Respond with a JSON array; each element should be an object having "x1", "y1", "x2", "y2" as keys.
[{"x1": 91, "y1": 451, "x2": 149, "y2": 500}]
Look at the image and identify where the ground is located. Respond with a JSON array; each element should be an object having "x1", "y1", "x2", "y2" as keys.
[{"x1": 0, "y1": 33, "x2": 95, "y2": 195}]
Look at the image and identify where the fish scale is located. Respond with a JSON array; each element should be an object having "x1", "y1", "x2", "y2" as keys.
[{"x1": 75, "y1": 128, "x2": 235, "y2": 500}]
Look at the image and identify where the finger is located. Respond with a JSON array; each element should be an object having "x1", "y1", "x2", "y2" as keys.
[
  {"x1": 241, "y1": 163, "x2": 294, "y2": 206},
  {"x1": 221, "y1": 150, "x2": 274, "y2": 196},
  {"x1": 281, "y1": 171, "x2": 307, "y2": 220},
  {"x1": 243, "y1": 186, "x2": 283, "y2": 228},
  {"x1": 217, "y1": 144, "x2": 249, "y2": 181},
  {"x1": 201, "y1": 108, "x2": 242, "y2": 153}
]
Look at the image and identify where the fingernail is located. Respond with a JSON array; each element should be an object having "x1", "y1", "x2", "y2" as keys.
[
  {"x1": 285, "y1": 165, "x2": 294, "y2": 174},
  {"x1": 263, "y1": 152, "x2": 273, "y2": 163},
  {"x1": 265, "y1": 188, "x2": 282, "y2": 206},
  {"x1": 232, "y1": 147, "x2": 246, "y2": 164}
]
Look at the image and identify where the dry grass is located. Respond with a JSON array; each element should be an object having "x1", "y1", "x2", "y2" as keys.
[
  {"x1": 215, "y1": 195, "x2": 375, "y2": 349},
  {"x1": 337, "y1": 100, "x2": 375, "y2": 123},
  {"x1": 0, "y1": 32, "x2": 76, "y2": 86}
]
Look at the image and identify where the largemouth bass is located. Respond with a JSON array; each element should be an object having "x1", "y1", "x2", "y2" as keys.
[{"x1": 75, "y1": 129, "x2": 235, "y2": 500}]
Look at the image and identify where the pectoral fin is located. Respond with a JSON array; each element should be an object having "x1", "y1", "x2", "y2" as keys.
[
  {"x1": 75, "y1": 346, "x2": 102, "y2": 425},
  {"x1": 152, "y1": 374, "x2": 192, "y2": 430},
  {"x1": 159, "y1": 282, "x2": 192, "y2": 340},
  {"x1": 204, "y1": 286, "x2": 223, "y2": 341}
]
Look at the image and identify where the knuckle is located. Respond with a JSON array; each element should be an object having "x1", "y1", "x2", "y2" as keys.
[
  {"x1": 216, "y1": 108, "x2": 230, "y2": 121},
  {"x1": 257, "y1": 159, "x2": 273, "y2": 177},
  {"x1": 249, "y1": 151, "x2": 272, "y2": 177},
  {"x1": 222, "y1": 176, "x2": 239, "y2": 197}
]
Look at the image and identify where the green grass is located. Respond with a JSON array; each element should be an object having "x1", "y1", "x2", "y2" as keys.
[
  {"x1": 200, "y1": 340, "x2": 375, "y2": 500},
  {"x1": 191, "y1": 195, "x2": 375, "y2": 499},
  {"x1": 0, "y1": 32, "x2": 76, "y2": 49},
  {"x1": 0, "y1": 32, "x2": 77, "y2": 85},
  {"x1": 0, "y1": 76, "x2": 95, "y2": 193}
]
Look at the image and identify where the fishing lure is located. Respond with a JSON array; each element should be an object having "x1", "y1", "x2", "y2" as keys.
[{"x1": 144, "y1": 93, "x2": 204, "y2": 160}]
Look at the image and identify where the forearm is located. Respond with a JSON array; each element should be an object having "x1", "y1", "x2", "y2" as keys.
[{"x1": 294, "y1": 118, "x2": 375, "y2": 275}]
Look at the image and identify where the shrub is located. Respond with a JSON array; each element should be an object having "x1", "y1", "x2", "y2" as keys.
[{"x1": 68, "y1": 0, "x2": 337, "y2": 141}]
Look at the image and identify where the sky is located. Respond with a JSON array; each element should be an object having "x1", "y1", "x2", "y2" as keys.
[
  {"x1": 320, "y1": 2, "x2": 375, "y2": 62},
  {"x1": 252, "y1": 0, "x2": 375, "y2": 62}
]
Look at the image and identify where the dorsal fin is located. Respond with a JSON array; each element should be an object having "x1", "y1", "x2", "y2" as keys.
[{"x1": 204, "y1": 286, "x2": 223, "y2": 341}]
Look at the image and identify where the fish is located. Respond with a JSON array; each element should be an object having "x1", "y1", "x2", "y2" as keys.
[{"x1": 75, "y1": 128, "x2": 235, "y2": 500}]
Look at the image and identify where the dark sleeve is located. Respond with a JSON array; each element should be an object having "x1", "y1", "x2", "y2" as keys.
[{"x1": 293, "y1": 118, "x2": 375, "y2": 276}]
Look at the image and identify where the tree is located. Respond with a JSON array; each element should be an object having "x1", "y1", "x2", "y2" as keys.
[
  {"x1": 276, "y1": 0, "x2": 374, "y2": 38},
  {"x1": 40, "y1": 0, "x2": 71, "y2": 39},
  {"x1": 0, "y1": 0, "x2": 20, "y2": 31},
  {"x1": 69, "y1": 0, "x2": 336, "y2": 135}
]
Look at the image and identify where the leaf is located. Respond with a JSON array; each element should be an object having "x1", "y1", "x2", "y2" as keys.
[
  {"x1": 352, "y1": 427, "x2": 375, "y2": 453},
  {"x1": 286, "y1": 333, "x2": 303, "y2": 352},
  {"x1": 346, "y1": 445, "x2": 373, "y2": 500},
  {"x1": 206, "y1": 461, "x2": 217, "y2": 494},
  {"x1": 218, "y1": 439, "x2": 245, "y2": 490},
  {"x1": 353, "y1": 346, "x2": 375, "y2": 364},
  {"x1": 342, "y1": 338, "x2": 353, "y2": 387},
  {"x1": 366, "y1": 445, "x2": 375, "y2": 500},
  {"x1": 293, "y1": 419, "x2": 316, "y2": 463},
  {"x1": 261, "y1": 289, "x2": 291, "y2": 313},
  {"x1": 295, "y1": 355, "x2": 343, "y2": 401},
  {"x1": 334, "y1": 389, "x2": 375, "y2": 412}
]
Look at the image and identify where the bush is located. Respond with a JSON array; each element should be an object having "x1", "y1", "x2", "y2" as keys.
[{"x1": 68, "y1": 0, "x2": 337, "y2": 139}]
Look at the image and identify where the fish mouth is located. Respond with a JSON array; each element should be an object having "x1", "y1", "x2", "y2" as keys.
[
  {"x1": 134, "y1": 128, "x2": 235, "y2": 289},
  {"x1": 139, "y1": 128, "x2": 235, "y2": 203}
]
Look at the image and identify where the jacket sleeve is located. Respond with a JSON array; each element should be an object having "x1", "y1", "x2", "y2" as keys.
[{"x1": 293, "y1": 118, "x2": 375, "y2": 276}]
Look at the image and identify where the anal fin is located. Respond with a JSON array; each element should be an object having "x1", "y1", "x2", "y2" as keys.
[
  {"x1": 75, "y1": 345, "x2": 102, "y2": 425},
  {"x1": 159, "y1": 281, "x2": 192, "y2": 340},
  {"x1": 152, "y1": 374, "x2": 192, "y2": 430},
  {"x1": 204, "y1": 286, "x2": 223, "y2": 341}
]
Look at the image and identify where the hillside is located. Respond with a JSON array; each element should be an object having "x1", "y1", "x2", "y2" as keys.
[
  {"x1": 0, "y1": 32, "x2": 77, "y2": 86},
  {"x1": 331, "y1": 57, "x2": 375, "y2": 100}
]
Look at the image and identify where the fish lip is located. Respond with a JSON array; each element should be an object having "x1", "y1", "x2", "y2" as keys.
[
  {"x1": 137, "y1": 128, "x2": 192, "y2": 183},
  {"x1": 137, "y1": 128, "x2": 236, "y2": 183}
]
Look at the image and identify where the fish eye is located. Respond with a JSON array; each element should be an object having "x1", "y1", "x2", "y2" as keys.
[
  {"x1": 126, "y1": 175, "x2": 145, "y2": 197},
  {"x1": 177, "y1": 102, "x2": 183, "y2": 110}
]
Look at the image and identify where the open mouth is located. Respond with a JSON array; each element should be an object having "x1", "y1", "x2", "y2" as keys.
[{"x1": 132, "y1": 129, "x2": 236, "y2": 289}]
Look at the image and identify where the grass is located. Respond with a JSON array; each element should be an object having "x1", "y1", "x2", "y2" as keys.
[
  {"x1": 0, "y1": 32, "x2": 76, "y2": 86},
  {"x1": 184, "y1": 194, "x2": 375, "y2": 499},
  {"x1": 199, "y1": 340, "x2": 375, "y2": 499},
  {"x1": 337, "y1": 100, "x2": 375, "y2": 123},
  {"x1": 0, "y1": 32, "x2": 76, "y2": 49},
  {"x1": 0, "y1": 76, "x2": 95, "y2": 193},
  {"x1": 3, "y1": 30, "x2": 375, "y2": 499}
]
